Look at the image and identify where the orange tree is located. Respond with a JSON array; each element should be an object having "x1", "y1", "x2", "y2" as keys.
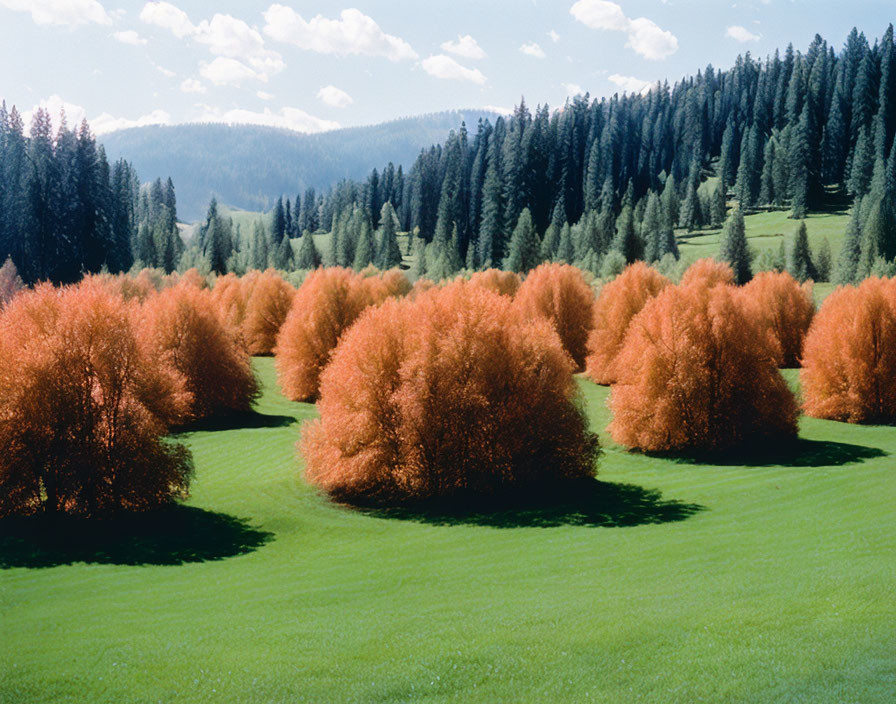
[
  {"x1": 801, "y1": 277, "x2": 896, "y2": 423},
  {"x1": 739, "y1": 271, "x2": 815, "y2": 367},
  {"x1": 608, "y1": 282, "x2": 798, "y2": 453},
  {"x1": 301, "y1": 281, "x2": 599, "y2": 503},
  {"x1": 585, "y1": 262, "x2": 670, "y2": 385},
  {"x1": 0, "y1": 281, "x2": 192, "y2": 517}
]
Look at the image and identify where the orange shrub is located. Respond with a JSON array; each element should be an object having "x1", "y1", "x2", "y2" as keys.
[
  {"x1": 242, "y1": 270, "x2": 296, "y2": 355},
  {"x1": 585, "y1": 262, "x2": 670, "y2": 385},
  {"x1": 608, "y1": 283, "x2": 798, "y2": 453},
  {"x1": 680, "y1": 258, "x2": 735, "y2": 289},
  {"x1": 140, "y1": 283, "x2": 259, "y2": 421},
  {"x1": 0, "y1": 281, "x2": 192, "y2": 517},
  {"x1": 468, "y1": 269, "x2": 522, "y2": 297},
  {"x1": 210, "y1": 272, "x2": 248, "y2": 341},
  {"x1": 739, "y1": 271, "x2": 815, "y2": 367},
  {"x1": 513, "y1": 263, "x2": 595, "y2": 370},
  {"x1": 361, "y1": 268, "x2": 412, "y2": 304},
  {"x1": 301, "y1": 281, "x2": 599, "y2": 503},
  {"x1": 801, "y1": 277, "x2": 896, "y2": 423},
  {"x1": 275, "y1": 267, "x2": 373, "y2": 401}
]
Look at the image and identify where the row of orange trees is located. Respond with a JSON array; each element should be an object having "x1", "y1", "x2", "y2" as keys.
[{"x1": 2, "y1": 260, "x2": 894, "y2": 514}]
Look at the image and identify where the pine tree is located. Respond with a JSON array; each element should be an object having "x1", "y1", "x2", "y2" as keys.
[
  {"x1": 641, "y1": 191, "x2": 663, "y2": 263},
  {"x1": 295, "y1": 231, "x2": 320, "y2": 270},
  {"x1": 375, "y1": 201, "x2": 402, "y2": 270},
  {"x1": 611, "y1": 205, "x2": 643, "y2": 263},
  {"x1": 272, "y1": 234, "x2": 294, "y2": 271},
  {"x1": 556, "y1": 223, "x2": 574, "y2": 263},
  {"x1": 710, "y1": 180, "x2": 727, "y2": 227},
  {"x1": 786, "y1": 221, "x2": 817, "y2": 282},
  {"x1": 834, "y1": 208, "x2": 862, "y2": 284},
  {"x1": 503, "y1": 208, "x2": 541, "y2": 273},
  {"x1": 272, "y1": 196, "x2": 286, "y2": 245},
  {"x1": 717, "y1": 203, "x2": 752, "y2": 284},
  {"x1": 814, "y1": 237, "x2": 832, "y2": 282},
  {"x1": 353, "y1": 220, "x2": 375, "y2": 271}
]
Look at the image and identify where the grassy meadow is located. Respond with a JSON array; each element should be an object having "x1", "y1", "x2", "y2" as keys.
[{"x1": 2, "y1": 359, "x2": 893, "y2": 703}]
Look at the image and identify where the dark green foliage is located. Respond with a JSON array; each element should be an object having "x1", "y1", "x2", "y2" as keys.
[
  {"x1": 786, "y1": 222, "x2": 817, "y2": 282},
  {"x1": 717, "y1": 204, "x2": 752, "y2": 284},
  {"x1": 503, "y1": 208, "x2": 541, "y2": 273},
  {"x1": 375, "y1": 202, "x2": 403, "y2": 270},
  {"x1": 814, "y1": 237, "x2": 832, "y2": 282},
  {"x1": 295, "y1": 231, "x2": 320, "y2": 270},
  {"x1": 611, "y1": 205, "x2": 643, "y2": 263}
]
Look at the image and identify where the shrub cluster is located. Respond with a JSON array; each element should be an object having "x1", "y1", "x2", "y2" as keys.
[
  {"x1": 514, "y1": 263, "x2": 595, "y2": 370},
  {"x1": 608, "y1": 281, "x2": 799, "y2": 452},
  {"x1": 739, "y1": 271, "x2": 815, "y2": 368},
  {"x1": 0, "y1": 282, "x2": 193, "y2": 517},
  {"x1": 801, "y1": 277, "x2": 896, "y2": 422},
  {"x1": 301, "y1": 281, "x2": 599, "y2": 502},
  {"x1": 275, "y1": 267, "x2": 410, "y2": 401},
  {"x1": 585, "y1": 263, "x2": 670, "y2": 385}
]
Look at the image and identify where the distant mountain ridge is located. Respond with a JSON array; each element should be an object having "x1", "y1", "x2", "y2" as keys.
[{"x1": 100, "y1": 110, "x2": 500, "y2": 222}]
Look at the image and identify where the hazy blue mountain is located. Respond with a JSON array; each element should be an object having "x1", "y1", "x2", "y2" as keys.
[{"x1": 100, "y1": 110, "x2": 500, "y2": 221}]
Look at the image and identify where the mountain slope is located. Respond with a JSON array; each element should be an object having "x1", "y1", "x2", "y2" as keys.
[{"x1": 100, "y1": 110, "x2": 499, "y2": 222}]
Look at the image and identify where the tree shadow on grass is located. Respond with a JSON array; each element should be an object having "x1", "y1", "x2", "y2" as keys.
[
  {"x1": 0, "y1": 505, "x2": 273, "y2": 569},
  {"x1": 173, "y1": 410, "x2": 296, "y2": 433},
  {"x1": 649, "y1": 438, "x2": 887, "y2": 468},
  {"x1": 352, "y1": 478, "x2": 704, "y2": 528}
]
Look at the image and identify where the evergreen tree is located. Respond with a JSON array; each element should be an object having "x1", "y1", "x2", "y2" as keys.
[
  {"x1": 611, "y1": 204, "x2": 643, "y2": 263},
  {"x1": 786, "y1": 221, "x2": 817, "y2": 282},
  {"x1": 375, "y1": 201, "x2": 402, "y2": 269},
  {"x1": 295, "y1": 231, "x2": 320, "y2": 270},
  {"x1": 556, "y1": 223, "x2": 575, "y2": 263},
  {"x1": 353, "y1": 220, "x2": 375, "y2": 271},
  {"x1": 503, "y1": 208, "x2": 540, "y2": 272},
  {"x1": 710, "y1": 180, "x2": 727, "y2": 227},
  {"x1": 717, "y1": 203, "x2": 752, "y2": 284},
  {"x1": 834, "y1": 208, "x2": 862, "y2": 284},
  {"x1": 814, "y1": 236, "x2": 832, "y2": 282}
]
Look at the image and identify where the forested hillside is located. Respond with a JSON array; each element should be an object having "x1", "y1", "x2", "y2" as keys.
[{"x1": 100, "y1": 110, "x2": 500, "y2": 221}]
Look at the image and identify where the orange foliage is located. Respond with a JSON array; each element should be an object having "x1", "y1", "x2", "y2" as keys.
[
  {"x1": 680, "y1": 258, "x2": 735, "y2": 289},
  {"x1": 585, "y1": 262, "x2": 670, "y2": 385},
  {"x1": 140, "y1": 283, "x2": 259, "y2": 421},
  {"x1": 739, "y1": 271, "x2": 815, "y2": 367},
  {"x1": 468, "y1": 268, "x2": 522, "y2": 297},
  {"x1": 608, "y1": 283, "x2": 798, "y2": 453},
  {"x1": 361, "y1": 268, "x2": 412, "y2": 304},
  {"x1": 0, "y1": 281, "x2": 192, "y2": 517},
  {"x1": 301, "y1": 281, "x2": 599, "y2": 503},
  {"x1": 513, "y1": 263, "x2": 595, "y2": 370},
  {"x1": 209, "y1": 272, "x2": 249, "y2": 342},
  {"x1": 801, "y1": 277, "x2": 896, "y2": 423},
  {"x1": 275, "y1": 268, "x2": 373, "y2": 401},
  {"x1": 242, "y1": 270, "x2": 296, "y2": 355}
]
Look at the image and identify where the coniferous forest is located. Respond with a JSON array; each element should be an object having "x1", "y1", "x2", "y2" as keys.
[{"x1": 1, "y1": 25, "x2": 894, "y2": 286}]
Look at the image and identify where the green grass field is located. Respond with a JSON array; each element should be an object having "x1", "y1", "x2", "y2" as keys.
[{"x1": 2, "y1": 359, "x2": 893, "y2": 702}]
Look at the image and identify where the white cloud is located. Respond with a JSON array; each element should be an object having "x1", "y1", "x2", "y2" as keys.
[
  {"x1": 317, "y1": 85, "x2": 353, "y2": 108},
  {"x1": 155, "y1": 64, "x2": 176, "y2": 77},
  {"x1": 23, "y1": 95, "x2": 87, "y2": 133},
  {"x1": 625, "y1": 17, "x2": 678, "y2": 60},
  {"x1": 140, "y1": 5, "x2": 284, "y2": 80},
  {"x1": 23, "y1": 95, "x2": 169, "y2": 135},
  {"x1": 519, "y1": 42, "x2": 546, "y2": 59},
  {"x1": 139, "y1": 1, "x2": 193, "y2": 38},
  {"x1": 726, "y1": 25, "x2": 761, "y2": 42},
  {"x1": 421, "y1": 54, "x2": 486, "y2": 85},
  {"x1": 256, "y1": 90, "x2": 274, "y2": 101},
  {"x1": 570, "y1": 0, "x2": 678, "y2": 60},
  {"x1": 180, "y1": 78, "x2": 205, "y2": 94},
  {"x1": 91, "y1": 109, "x2": 171, "y2": 134},
  {"x1": 193, "y1": 13, "x2": 284, "y2": 77},
  {"x1": 563, "y1": 82, "x2": 585, "y2": 98},
  {"x1": 548, "y1": 30, "x2": 560, "y2": 43},
  {"x1": 113, "y1": 29, "x2": 147, "y2": 45},
  {"x1": 200, "y1": 57, "x2": 264, "y2": 86},
  {"x1": 483, "y1": 104, "x2": 513, "y2": 116},
  {"x1": 440, "y1": 34, "x2": 486, "y2": 60},
  {"x1": 263, "y1": 5, "x2": 416, "y2": 62},
  {"x1": 195, "y1": 104, "x2": 339, "y2": 134},
  {"x1": 608, "y1": 73, "x2": 652, "y2": 94},
  {"x1": 0, "y1": 0, "x2": 110, "y2": 26}
]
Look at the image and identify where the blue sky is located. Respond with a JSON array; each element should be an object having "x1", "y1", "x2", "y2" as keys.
[{"x1": 1, "y1": 1, "x2": 892, "y2": 135}]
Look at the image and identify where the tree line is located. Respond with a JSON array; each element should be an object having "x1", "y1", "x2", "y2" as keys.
[
  {"x1": 0, "y1": 103, "x2": 178, "y2": 284},
  {"x1": 215, "y1": 23, "x2": 894, "y2": 284}
]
